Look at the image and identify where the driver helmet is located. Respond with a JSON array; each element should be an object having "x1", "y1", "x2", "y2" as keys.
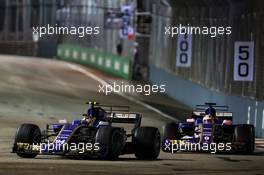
[
  {"x1": 203, "y1": 114, "x2": 215, "y2": 124},
  {"x1": 203, "y1": 107, "x2": 216, "y2": 124},
  {"x1": 82, "y1": 115, "x2": 96, "y2": 126},
  {"x1": 205, "y1": 107, "x2": 216, "y2": 118},
  {"x1": 81, "y1": 109, "x2": 96, "y2": 126}
]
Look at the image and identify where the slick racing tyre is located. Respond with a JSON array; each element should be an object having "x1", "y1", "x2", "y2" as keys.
[
  {"x1": 162, "y1": 123, "x2": 180, "y2": 152},
  {"x1": 95, "y1": 126, "x2": 124, "y2": 160},
  {"x1": 14, "y1": 123, "x2": 41, "y2": 158},
  {"x1": 133, "y1": 127, "x2": 160, "y2": 160},
  {"x1": 234, "y1": 124, "x2": 255, "y2": 154}
]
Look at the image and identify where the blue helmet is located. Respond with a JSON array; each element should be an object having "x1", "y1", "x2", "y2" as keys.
[
  {"x1": 87, "y1": 108, "x2": 93, "y2": 116},
  {"x1": 205, "y1": 107, "x2": 216, "y2": 117}
]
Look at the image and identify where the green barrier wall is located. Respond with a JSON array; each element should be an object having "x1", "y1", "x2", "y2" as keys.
[{"x1": 57, "y1": 44, "x2": 131, "y2": 79}]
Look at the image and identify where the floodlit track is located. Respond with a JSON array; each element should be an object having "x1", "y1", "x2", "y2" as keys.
[{"x1": 0, "y1": 55, "x2": 263, "y2": 175}]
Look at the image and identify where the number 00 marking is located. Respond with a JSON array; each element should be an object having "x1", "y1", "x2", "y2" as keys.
[{"x1": 179, "y1": 41, "x2": 188, "y2": 64}]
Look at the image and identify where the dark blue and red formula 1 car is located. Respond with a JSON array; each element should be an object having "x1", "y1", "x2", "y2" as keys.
[
  {"x1": 162, "y1": 103, "x2": 255, "y2": 154},
  {"x1": 12, "y1": 102, "x2": 161, "y2": 160}
]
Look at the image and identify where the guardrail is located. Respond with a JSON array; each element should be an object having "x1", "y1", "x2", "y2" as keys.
[
  {"x1": 0, "y1": 41, "x2": 36, "y2": 56},
  {"x1": 57, "y1": 44, "x2": 131, "y2": 79}
]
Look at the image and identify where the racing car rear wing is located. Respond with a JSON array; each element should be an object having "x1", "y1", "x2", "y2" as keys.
[
  {"x1": 97, "y1": 104, "x2": 130, "y2": 113},
  {"x1": 86, "y1": 102, "x2": 141, "y2": 129},
  {"x1": 195, "y1": 103, "x2": 229, "y2": 111},
  {"x1": 193, "y1": 111, "x2": 233, "y2": 120},
  {"x1": 108, "y1": 113, "x2": 142, "y2": 129}
]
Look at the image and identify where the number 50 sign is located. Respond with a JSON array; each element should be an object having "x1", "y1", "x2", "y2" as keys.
[{"x1": 234, "y1": 42, "x2": 255, "y2": 81}]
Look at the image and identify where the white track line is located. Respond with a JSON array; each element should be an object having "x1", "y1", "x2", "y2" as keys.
[{"x1": 67, "y1": 63, "x2": 178, "y2": 122}]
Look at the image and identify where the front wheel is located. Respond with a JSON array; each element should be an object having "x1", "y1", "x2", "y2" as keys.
[
  {"x1": 233, "y1": 124, "x2": 255, "y2": 154},
  {"x1": 14, "y1": 123, "x2": 41, "y2": 158}
]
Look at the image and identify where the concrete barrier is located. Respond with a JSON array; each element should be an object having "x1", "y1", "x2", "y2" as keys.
[
  {"x1": 149, "y1": 65, "x2": 264, "y2": 137},
  {"x1": 57, "y1": 44, "x2": 131, "y2": 79}
]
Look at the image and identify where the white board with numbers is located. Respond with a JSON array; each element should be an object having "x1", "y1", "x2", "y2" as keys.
[
  {"x1": 234, "y1": 41, "x2": 254, "y2": 81},
  {"x1": 176, "y1": 32, "x2": 192, "y2": 67}
]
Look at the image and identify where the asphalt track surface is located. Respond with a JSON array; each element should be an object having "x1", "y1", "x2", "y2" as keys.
[{"x1": 0, "y1": 55, "x2": 263, "y2": 175}]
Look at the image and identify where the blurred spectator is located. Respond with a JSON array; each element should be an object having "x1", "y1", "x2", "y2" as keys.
[
  {"x1": 116, "y1": 42, "x2": 123, "y2": 56},
  {"x1": 132, "y1": 42, "x2": 142, "y2": 80}
]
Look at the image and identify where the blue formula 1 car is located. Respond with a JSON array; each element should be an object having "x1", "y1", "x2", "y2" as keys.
[
  {"x1": 162, "y1": 103, "x2": 255, "y2": 154},
  {"x1": 12, "y1": 102, "x2": 161, "y2": 160}
]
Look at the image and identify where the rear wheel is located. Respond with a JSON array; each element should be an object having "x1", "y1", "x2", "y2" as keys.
[
  {"x1": 14, "y1": 124, "x2": 41, "y2": 158},
  {"x1": 234, "y1": 124, "x2": 255, "y2": 154},
  {"x1": 95, "y1": 126, "x2": 124, "y2": 160},
  {"x1": 133, "y1": 127, "x2": 160, "y2": 160},
  {"x1": 162, "y1": 123, "x2": 180, "y2": 152},
  {"x1": 212, "y1": 125, "x2": 234, "y2": 143}
]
